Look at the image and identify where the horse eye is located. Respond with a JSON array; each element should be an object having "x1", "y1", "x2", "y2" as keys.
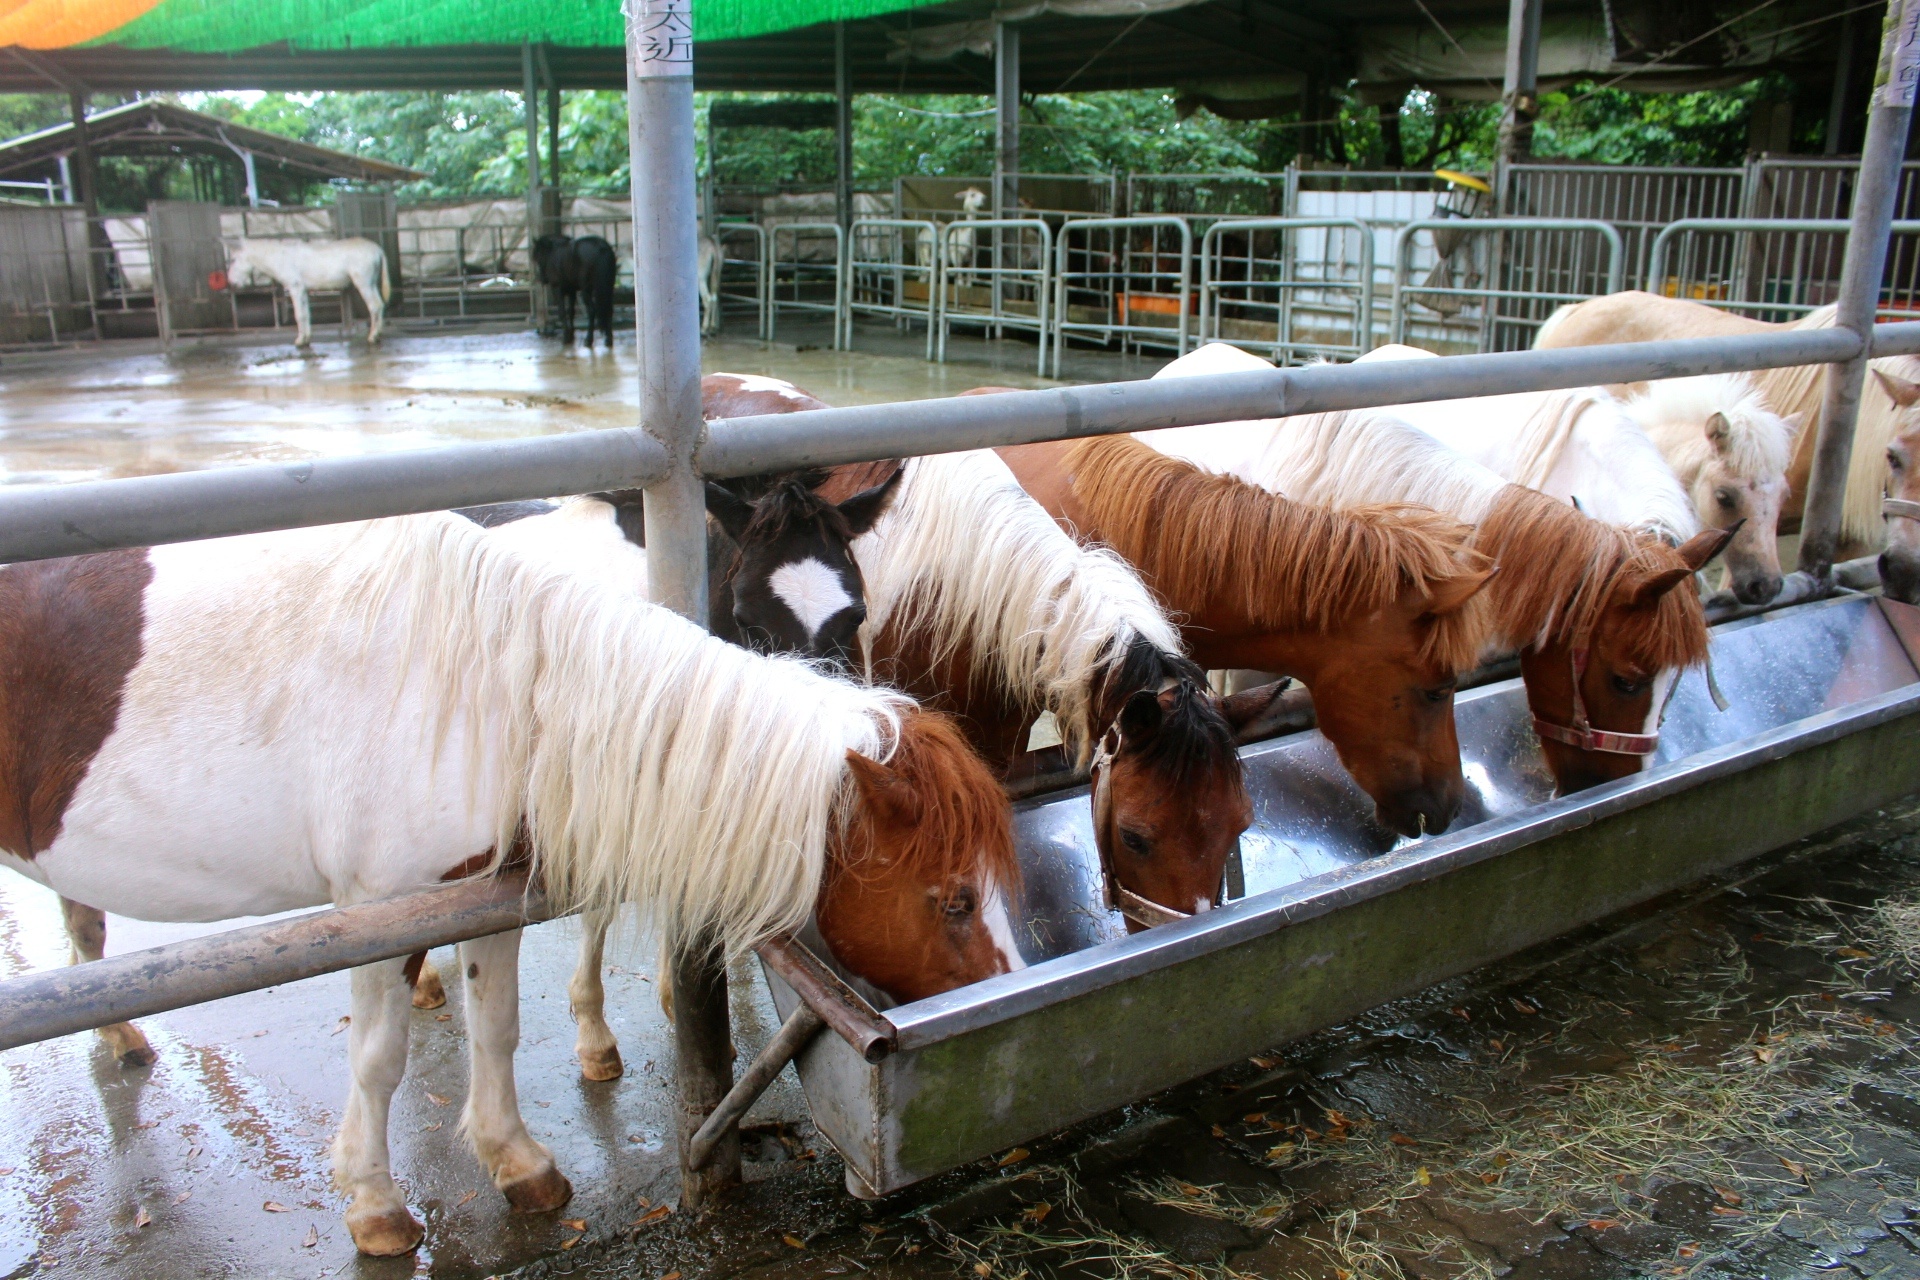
[
  {"x1": 1715, "y1": 489, "x2": 1738, "y2": 510},
  {"x1": 1891, "y1": 451, "x2": 1906, "y2": 472},
  {"x1": 943, "y1": 888, "x2": 977, "y2": 918},
  {"x1": 1610, "y1": 674, "x2": 1648, "y2": 697},
  {"x1": 1422, "y1": 683, "x2": 1455, "y2": 705},
  {"x1": 1119, "y1": 828, "x2": 1152, "y2": 857}
]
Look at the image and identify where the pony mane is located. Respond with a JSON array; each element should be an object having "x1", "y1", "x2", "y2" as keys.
[
  {"x1": 1507, "y1": 389, "x2": 1696, "y2": 543},
  {"x1": 1478, "y1": 486, "x2": 1710, "y2": 672},
  {"x1": 1777, "y1": 305, "x2": 1920, "y2": 544},
  {"x1": 856, "y1": 448, "x2": 1184, "y2": 758},
  {"x1": 831, "y1": 706, "x2": 1021, "y2": 894},
  {"x1": 345, "y1": 511, "x2": 916, "y2": 958},
  {"x1": 1239, "y1": 408, "x2": 1507, "y2": 525},
  {"x1": 1106, "y1": 634, "x2": 1241, "y2": 784},
  {"x1": 1066, "y1": 434, "x2": 1492, "y2": 673},
  {"x1": 1624, "y1": 373, "x2": 1793, "y2": 482}
]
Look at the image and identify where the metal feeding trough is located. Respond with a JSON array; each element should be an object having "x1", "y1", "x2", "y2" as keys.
[{"x1": 767, "y1": 593, "x2": 1920, "y2": 1198}]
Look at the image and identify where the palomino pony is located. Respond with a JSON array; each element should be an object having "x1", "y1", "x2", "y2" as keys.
[
  {"x1": 1138, "y1": 346, "x2": 1727, "y2": 792},
  {"x1": 1536, "y1": 292, "x2": 1920, "y2": 555},
  {"x1": 999, "y1": 431, "x2": 1495, "y2": 838},
  {"x1": 226, "y1": 236, "x2": 390, "y2": 347},
  {"x1": 709, "y1": 374, "x2": 1271, "y2": 929},
  {"x1": 0, "y1": 511, "x2": 1019, "y2": 1256}
]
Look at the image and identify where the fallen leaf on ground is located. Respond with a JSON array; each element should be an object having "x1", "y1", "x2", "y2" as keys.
[
  {"x1": 973, "y1": 1264, "x2": 992, "y2": 1278},
  {"x1": 1210, "y1": 1124, "x2": 1226, "y2": 1138},
  {"x1": 173, "y1": 1191, "x2": 191, "y2": 1205},
  {"x1": 425, "y1": 1092, "x2": 450, "y2": 1106},
  {"x1": 632, "y1": 1205, "x2": 671, "y2": 1228},
  {"x1": 1711, "y1": 1205, "x2": 1743, "y2": 1217},
  {"x1": 1677, "y1": 1243, "x2": 1700, "y2": 1259},
  {"x1": 456, "y1": 1191, "x2": 478, "y2": 1207},
  {"x1": 1175, "y1": 1182, "x2": 1205, "y2": 1197},
  {"x1": 1751, "y1": 1046, "x2": 1776, "y2": 1064},
  {"x1": 1267, "y1": 1143, "x2": 1296, "y2": 1162},
  {"x1": 435, "y1": 1014, "x2": 452, "y2": 1022},
  {"x1": 332, "y1": 1016, "x2": 350, "y2": 1034},
  {"x1": 1779, "y1": 1156, "x2": 1807, "y2": 1178},
  {"x1": 659, "y1": 1273, "x2": 682, "y2": 1280},
  {"x1": 561, "y1": 1234, "x2": 583, "y2": 1250},
  {"x1": 1242, "y1": 1112, "x2": 1266, "y2": 1124},
  {"x1": 1837, "y1": 947, "x2": 1874, "y2": 959},
  {"x1": 995, "y1": 1148, "x2": 1029, "y2": 1167},
  {"x1": 263, "y1": 1201, "x2": 292, "y2": 1213},
  {"x1": 636, "y1": 1196, "x2": 649, "y2": 1208},
  {"x1": 1390, "y1": 1133, "x2": 1416, "y2": 1147},
  {"x1": 134, "y1": 1206, "x2": 152, "y2": 1229},
  {"x1": 185, "y1": 1145, "x2": 202, "y2": 1159},
  {"x1": 1022, "y1": 1202, "x2": 1052, "y2": 1224},
  {"x1": 1511, "y1": 999, "x2": 1538, "y2": 1015},
  {"x1": 561, "y1": 1218, "x2": 587, "y2": 1231},
  {"x1": 1249, "y1": 1056, "x2": 1276, "y2": 1068},
  {"x1": 1715, "y1": 1187, "x2": 1743, "y2": 1205},
  {"x1": 1415, "y1": 1167, "x2": 1431, "y2": 1186},
  {"x1": 1586, "y1": 1219, "x2": 1621, "y2": 1231},
  {"x1": 1450, "y1": 1007, "x2": 1471, "y2": 1020},
  {"x1": 302, "y1": 1225, "x2": 319, "y2": 1248},
  {"x1": 784, "y1": 1234, "x2": 807, "y2": 1249}
]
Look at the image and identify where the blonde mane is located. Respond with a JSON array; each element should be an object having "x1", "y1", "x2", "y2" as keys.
[
  {"x1": 1237, "y1": 408, "x2": 1507, "y2": 526},
  {"x1": 1066, "y1": 434, "x2": 1492, "y2": 672},
  {"x1": 1624, "y1": 372, "x2": 1794, "y2": 488},
  {"x1": 854, "y1": 448, "x2": 1183, "y2": 756},
  {"x1": 1767, "y1": 305, "x2": 1920, "y2": 544},
  {"x1": 344, "y1": 511, "x2": 913, "y2": 957}
]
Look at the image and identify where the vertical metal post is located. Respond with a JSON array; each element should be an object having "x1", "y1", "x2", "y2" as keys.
[
  {"x1": 1496, "y1": 0, "x2": 1541, "y2": 163},
  {"x1": 835, "y1": 22, "x2": 854, "y2": 233},
  {"x1": 1828, "y1": 9, "x2": 1860, "y2": 157},
  {"x1": 624, "y1": 0, "x2": 736, "y2": 1208},
  {"x1": 1800, "y1": 0, "x2": 1919, "y2": 581},
  {"x1": 994, "y1": 21, "x2": 1020, "y2": 219},
  {"x1": 524, "y1": 39, "x2": 547, "y2": 330}
]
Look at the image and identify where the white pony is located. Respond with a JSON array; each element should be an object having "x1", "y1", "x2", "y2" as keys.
[
  {"x1": 696, "y1": 231, "x2": 723, "y2": 336},
  {"x1": 0, "y1": 507, "x2": 1021, "y2": 1256},
  {"x1": 1620, "y1": 373, "x2": 1797, "y2": 604},
  {"x1": 226, "y1": 235, "x2": 389, "y2": 347}
]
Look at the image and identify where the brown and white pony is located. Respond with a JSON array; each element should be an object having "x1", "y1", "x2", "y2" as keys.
[
  {"x1": 999, "y1": 432, "x2": 1494, "y2": 837},
  {"x1": 0, "y1": 511, "x2": 1018, "y2": 1256},
  {"x1": 1535, "y1": 292, "x2": 1920, "y2": 558},
  {"x1": 708, "y1": 374, "x2": 1271, "y2": 928},
  {"x1": 1159, "y1": 400, "x2": 1729, "y2": 793}
]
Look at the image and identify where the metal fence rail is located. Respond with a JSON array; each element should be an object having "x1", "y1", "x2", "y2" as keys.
[
  {"x1": 844, "y1": 217, "x2": 940, "y2": 358},
  {"x1": 1050, "y1": 216, "x2": 1192, "y2": 377},
  {"x1": 1197, "y1": 217, "x2": 1373, "y2": 365},
  {"x1": 714, "y1": 221, "x2": 771, "y2": 339},
  {"x1": 1390, "y1": 217, "x2": 1624, "y2": 350},
  {"x1": 1647, "y1": 218, "x2": 1920, "y2": 323},
  {"x1": 767, "y1": 221, "x2": 845, "y2": 347},
  {"x1": 934, "y1": 216, "x2": 1051, "y2": 374}
]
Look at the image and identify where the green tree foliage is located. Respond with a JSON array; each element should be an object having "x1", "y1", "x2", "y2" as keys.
[{"x1": 1529, "y1": 76, "x2": 1787, "y2": 167}]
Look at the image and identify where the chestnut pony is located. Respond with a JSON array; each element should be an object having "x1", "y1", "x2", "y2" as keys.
[
  {"x1": 707, "y1": 374, "x2": 1277, "y2": 935},
  {"x1": 0, "y1": 510, "x2": 1018, "y2": 1255},
  {"x1": 1000, "y1": 432, "x2": 1494, "y2": 837}
]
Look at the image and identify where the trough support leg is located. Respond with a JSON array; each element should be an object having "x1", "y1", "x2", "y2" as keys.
[
  {"x1": 626, "y1": 0, "x2": 739, "y2": 1210},
  {"x1": 1800, "y1": 0, "x2": 1918, "y2": 582}
]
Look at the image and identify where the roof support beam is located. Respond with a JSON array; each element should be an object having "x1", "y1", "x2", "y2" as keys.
[
  {"x1": 1497, "y1": 0, "x2": 1542, "y2": 163},
  {"x1": 995, "y1": 21, "x2": 1019, "y2": 219}
]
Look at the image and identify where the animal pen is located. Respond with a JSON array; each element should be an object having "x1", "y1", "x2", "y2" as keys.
[{"x1": 1, "y1": 0, "x2": 1917, "y2": 1239}]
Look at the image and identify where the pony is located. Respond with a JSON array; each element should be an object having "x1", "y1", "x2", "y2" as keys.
[
  {"x1": 225, "y1": 236, "x2": 389, "y2": 348},
  {"x1": 1619, "y1": 373, "x2": 1797, "y2": 604},
  {"x1": 999, "y1": 430, "x2": 1494, "y2": 838},
  {"x1": 1882, "y1": 404, "x2": 1920, "y2": 602},
  {"x1": 531, "y1": 233, "x2": 617, "y2": 350},
  {"x1": 697, "y1": 231, "x2": 724, "y2": 337},
  {"x1": 1535, "y1": 292, "x2": 1920, "y2": 557},
  {"x1": 1349, "y1": 344, "x2": 1699, "y2": 546},
  {"x1": 0, "y1": 511, "x2": 1019, "y2": 1256}
]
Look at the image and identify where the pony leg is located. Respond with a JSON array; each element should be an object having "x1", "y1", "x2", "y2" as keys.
[
  {"x1": 567, "y1": 908, "x2": 622, "y2": 1080},
  {"x1": 58, "y1": 898, "x2": 154, "y2": 1068},
  {"x1": 362, "y1": 275, "x2": 385, "y2": 344},
  {"x1": 289, "y1": 286, "x2": 312, "y2": 348},
  {"x1": 332, "y1": 958, "x2": 423, "y2": 1256},
  {"x1": 459, "y1": 930, "x2": 572, "y2": 1212},
  {"x1": 408, "y1": 952, "x2": 447, "y2": 1010}
]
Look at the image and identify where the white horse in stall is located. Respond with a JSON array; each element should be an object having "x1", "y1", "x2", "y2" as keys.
[
  {"x1": 226, "y1": 236, "x2": 390, "y2": 348},
  {"x1": 0, "y1": 509, "x2": 1020, "y2": 1256},
  {"x1": 697, "y1": 231, "x2": 723, "y2": 336}
]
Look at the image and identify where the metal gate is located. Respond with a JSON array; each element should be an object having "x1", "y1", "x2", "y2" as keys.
[
  {"x1": 0, "y1": 204, "x2": 93, "y2": 346},
  {"x1": 1197, "y1": 217, "x2": 1373, "y2": 365},
  {"x1": 148, "y1": 200, "x2": 234, "y2": 339}
]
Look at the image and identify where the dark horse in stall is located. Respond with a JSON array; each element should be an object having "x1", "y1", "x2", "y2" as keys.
[{"x1": 530, "y1": 234, "x2": 617, "y2": 349}]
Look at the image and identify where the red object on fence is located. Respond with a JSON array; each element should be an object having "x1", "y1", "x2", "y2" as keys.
[{"x1": 208, "y1": 270, "x2": 229, "y2": 292}]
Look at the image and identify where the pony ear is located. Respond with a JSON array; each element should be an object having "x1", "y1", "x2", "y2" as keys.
[
  {"x1": 1219, "y1": 678, "x2": 1306, "y2": 744},
  {"x1": 1782, "y1": 410, "x2": 1807, "y2": 434},
  {"x1": 704, "y1": 482, "x2": 754, "y2": 543},
  {"x1": 845, "y1": 749, "x2": 920, "y2": 825},
  {"x1": 1705, "y1": 412, "x2": 1732, "y2": 455},
  {"x1": 1420, "y1": 566, "x2": 1497, "y2": 617},
  {"x1": 836, "y1": 465, "x2": 905, "y2": 536},
  {"x1": 1876, "y1": 368, "x2": 1920, "y2": 409},
  {"x1": 1627, "y1": 525, "x2": 1737, "y2": 607},
  {"x1": 1118, "y1": 687, "x2": 1165, "y2": 739}
]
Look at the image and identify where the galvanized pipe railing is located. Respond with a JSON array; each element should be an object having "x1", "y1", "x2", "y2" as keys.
[{"x1": 11, "y1": 325, "x2": 1917, "y2": 566}]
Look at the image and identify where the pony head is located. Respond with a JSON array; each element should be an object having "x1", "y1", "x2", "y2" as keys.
[
  {"x1": 224, "y1": 240, "x2": 264, "y2": 288},
  {"x1": 529, "y1": 233, "x2": 572, "y2": 284},
  {"x1": 822, "y1": 707, "x2": 1023, "y2": 1002},
  {"x1": 706, "y1": 467, "x2": 904, "y2": 668},
  {"x1": 1089, "y1": 641, "x2": 1268, "y2": 931},
  {"x1": 1876, "y1": 369, "x2": 1920, "y2": 605},
  {"x1": 1628, "y1": 374, "x2": 1795, "y2": 606}
]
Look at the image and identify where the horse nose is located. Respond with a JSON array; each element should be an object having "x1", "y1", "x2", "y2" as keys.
[
  {"x1": 1735, "y1": 572, "x2": 1783, "y2": 606},
  {"x1": 1881, "y1": 551, "x2": 1920, "y2": 606}
]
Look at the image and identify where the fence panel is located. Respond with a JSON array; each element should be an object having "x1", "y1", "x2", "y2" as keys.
[
  {"x1": 1504, "y1": 163, "x2": 1746, "y2": 290},
  {"x1": 1051, "y1": 217, "x2": 1191, "y2": 377},
  {"x1": 0, "y1": 205, "x2": 94, "y2": 346},
  {"x1": 768, "y1": 222, "x2": 845, "y2": 347},
  {"x1": 845, "y1": 218, "x2": 939, "y2": 358},
  {"x1": 1391, "y1": 218, "x2": 1623, "y2": 351},
  {"x1": 1647, "y1": 219, "x2": 1920, "y2": 322},
  {"x1": 935, "y1": 218, "x2": 1051, "y2": 375},
  {"x1": 1198, "y1": 218, "x2": 1372, "y2": 365}
]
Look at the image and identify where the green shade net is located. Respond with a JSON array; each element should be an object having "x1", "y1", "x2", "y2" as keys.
[{"x1": 92, "y1": 0, "x2": 954, "y2": 52}]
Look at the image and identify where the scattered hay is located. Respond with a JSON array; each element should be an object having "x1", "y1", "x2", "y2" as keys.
[{"x1": 1867, "y1": 891, "x2": 1920, "y2": 977}]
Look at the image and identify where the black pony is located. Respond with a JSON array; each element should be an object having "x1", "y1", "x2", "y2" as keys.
[{"x1": 530, "y1": 233, "x2": 617, "y2": 349}]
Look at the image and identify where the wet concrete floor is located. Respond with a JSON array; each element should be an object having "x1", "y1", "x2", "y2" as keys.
[{"x1": 3, "y1": 323, "x2": 1917, "y2": 1280}]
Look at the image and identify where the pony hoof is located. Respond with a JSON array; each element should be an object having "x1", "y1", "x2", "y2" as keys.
[
  {"x1": 347, "y1": 1205, "x2": 424, "y2": 1256},
  {"x1": 411, "y1": 972, "x2": 447, "y2": 1011},
  {"x1": 501, "y1": 1165, "x2": 572, "y2": 1214},
  {"x1": 577, "y1": 1045, "x2": 623, "y2": 1082}
]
